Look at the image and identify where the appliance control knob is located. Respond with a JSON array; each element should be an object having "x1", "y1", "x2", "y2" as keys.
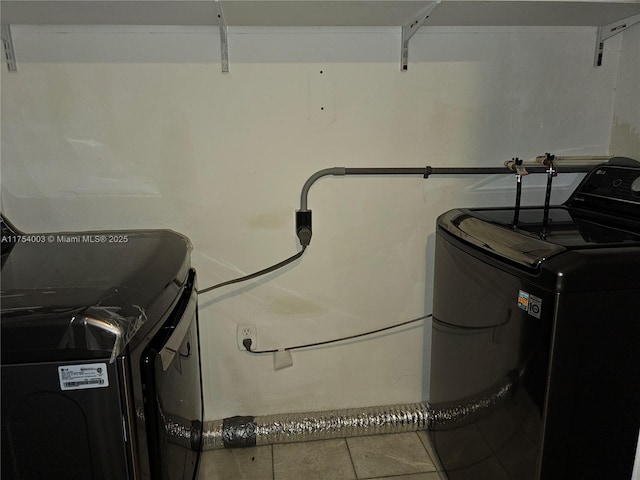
[{"x1": 632, "y1": 176, "x2": 640, "y2": 194}]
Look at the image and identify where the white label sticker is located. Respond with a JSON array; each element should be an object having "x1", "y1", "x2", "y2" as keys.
[
  {"x1": 528, "y1": 294, "x2": 542, "y2": 319},
  {"x1": 58, "y1": 363, "x2": 109, "y2": 391}
]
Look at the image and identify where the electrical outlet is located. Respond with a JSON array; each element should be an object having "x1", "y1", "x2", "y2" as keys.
[{"x1": 237, "y1": 324, "x2": 257, "y2": 351}]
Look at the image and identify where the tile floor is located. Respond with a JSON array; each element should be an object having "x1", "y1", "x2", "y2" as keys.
[{"x1": 198, "y1": 431, "x2": 444, "y2": 480}]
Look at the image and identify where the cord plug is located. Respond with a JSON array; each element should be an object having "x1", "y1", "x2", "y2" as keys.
[
  {"x1": 242, "y1": 338, "x2": 253, "y2": 352},
  {"x1": 296, "y1": 210, "x2": 312, "y2": 246}
]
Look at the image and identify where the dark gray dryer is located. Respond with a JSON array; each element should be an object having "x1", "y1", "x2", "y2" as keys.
[
  {"x1": 429, "y1": 160, "x2": 640, "y2": 480},
  {"x1": 1, "y1": 220, "x2": 204, "y2": 480}
]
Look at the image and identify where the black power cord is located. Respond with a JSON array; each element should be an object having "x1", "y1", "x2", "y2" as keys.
[
  {"x1": 198, "y1": 246, "x2": 307, "y2": 295},
  {"x1": 243, "y1": 313, "x2": 432, "y2": 354}
]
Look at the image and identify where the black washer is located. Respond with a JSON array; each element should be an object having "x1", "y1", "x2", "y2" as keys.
[{"x1": 429, "y1": 160, "x2": 640, "y2": 480}]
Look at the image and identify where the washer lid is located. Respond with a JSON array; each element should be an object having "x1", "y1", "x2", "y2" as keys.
[
  {"x1": 438, "y1": 209, "x2": 567, "y2": 269},
  {"x1": 1, "y1": 229, "x2": 192, "y2": 364},
  {"x1": 473, "y1": 207, "x2": 640, "y2": 246},
  {"x1": 438, "y1": 206, "x2": 640, "y2": 269}
]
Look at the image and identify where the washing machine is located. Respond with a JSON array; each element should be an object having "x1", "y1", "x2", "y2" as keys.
[
  {"x1": 1, "y1": 218, "x2": 204, "y2": 480},
  {"x1": 428, "y1": 159, "x2": 640, "y2": 479}
]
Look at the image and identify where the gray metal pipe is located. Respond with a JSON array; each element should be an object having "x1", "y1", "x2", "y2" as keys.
[
  {"x1": 297, "y1": 162, "x2": 600, "y2": 213},
  {"x1": 299, "y1": 167, "x2": 346, "y2": 211},
  {"x1": 294, "y1": 162, "x2": 599, "y2": 246}
]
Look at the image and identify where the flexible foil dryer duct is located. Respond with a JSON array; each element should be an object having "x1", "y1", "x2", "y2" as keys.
[{"x1": 201, "y1": 374, "x2": 515, "y2": 450}]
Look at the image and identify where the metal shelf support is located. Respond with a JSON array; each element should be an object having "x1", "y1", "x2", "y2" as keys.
[
  {"x1": 594, "y1": 13, "x2": 640, "y2": 66},
  {"x1": 1, "y1": 24, "x2": 17, "y2": 72},
  {"x1": 401, "y1": 0, "x2": 440, "y2": 72},
  {"x1": 214, "y1": 0, "x2": 229, "y2": 73}
]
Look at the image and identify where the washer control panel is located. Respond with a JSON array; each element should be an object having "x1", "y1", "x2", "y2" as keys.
[
  {"x1": 632, "y1": 176, "x2": 640, "y2": 196},
  {"x1": 574, "y1": 164, "x2": 640, "y2": 203}
]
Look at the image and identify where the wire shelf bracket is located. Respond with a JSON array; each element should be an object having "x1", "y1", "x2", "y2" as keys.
[
  {"x1": 594, "y1": 13, "x2": 640, "y2": 66},
  {"x1": 1, "y1": 24, "x2": 17, "y2": 72},
  {"x1": 401, "y1": 0, "x2": 440, "y2": 72},
  {"x1": 214, "y1": 0, "x2": 229, "y2": 73}
]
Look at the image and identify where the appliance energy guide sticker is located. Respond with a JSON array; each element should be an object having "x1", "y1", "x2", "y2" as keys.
[
  {"x1": 58, "y1": 363, "x2": 109, "y2": 391},
  {"x1": 518, "y1": 290, "x2": 542, "y2": 319}
]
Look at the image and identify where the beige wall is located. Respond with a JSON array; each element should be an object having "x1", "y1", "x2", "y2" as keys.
[{"x1": 1, "y1": 25, "x2": 635, "y2": 420}]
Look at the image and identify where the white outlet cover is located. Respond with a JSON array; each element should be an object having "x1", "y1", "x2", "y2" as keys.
[{"x1": 236, "y1": 324, "x2": 257, "y2": 351}]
